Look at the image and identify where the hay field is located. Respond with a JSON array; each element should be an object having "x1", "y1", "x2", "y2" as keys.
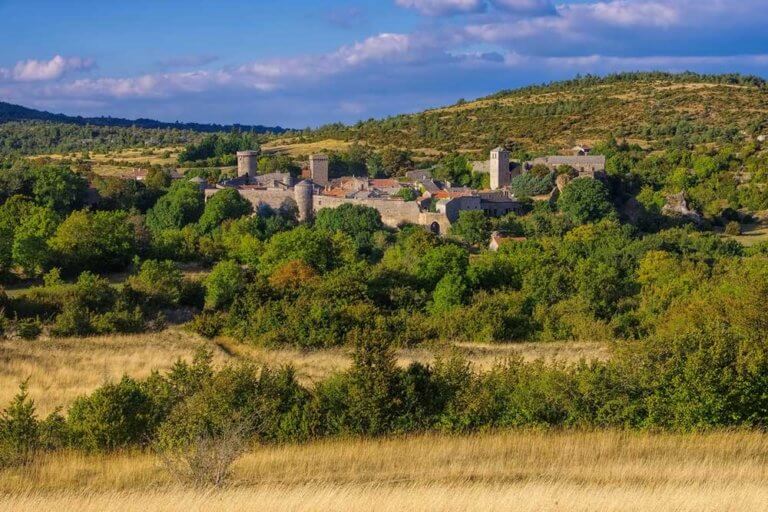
[
  {"x1": 1, "y1": 430, "x2": 766, "y2": 511},
  {"x1": 0, "y1": 329, "x2": 609, "y2": 415}
]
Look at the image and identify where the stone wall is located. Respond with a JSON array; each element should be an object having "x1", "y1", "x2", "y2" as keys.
[{"x1": 313, "y1": 195, "x2": 429, "y2": 229}]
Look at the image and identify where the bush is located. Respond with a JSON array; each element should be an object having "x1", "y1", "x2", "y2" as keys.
[
  {"x1": 67, "y1": 377, "x2": 155, "y2": 452},
  {"x1": 205, "y1": 260, "x2": 244, "y2": 309},
  {"x1": 126, "y1": 260, "x2": 185, "y2": 309},
  {"x1": 16, "y1": 318, "x2": 42, "y2": 340},
  {"x1": 724, "y1": 221, "x2": 742, "y2": 236},
  {"x1": 189, "y1": 310, "x2": 227, "y2": 339},
  {"x1": 0, "y1": 383, "x2": 39, "y2": 468}
]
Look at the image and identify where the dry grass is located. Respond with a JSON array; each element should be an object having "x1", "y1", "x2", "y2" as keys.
[
  {"x1": 262, "y1": 138, "x2": 353, "y2": 157},
  {"x1": 1, "y1": 430, "x2": 766, "y2": 511},
  {"x1": 0, "y1": 329, "x2": 608, "y2": 416},
  {"x1": 0, "y1": 330, "x2": 230, "y2": 415}
]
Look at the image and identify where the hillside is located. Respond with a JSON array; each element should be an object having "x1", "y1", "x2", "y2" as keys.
[
  {"x1": 0, "y1": 101, "x2": 287, "y2": 134},
  {"x1": 281, "y1": 72, "x2": 768, "y2": 155}
]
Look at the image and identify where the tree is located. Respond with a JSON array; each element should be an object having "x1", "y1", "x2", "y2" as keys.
[
  {"x1": 380, "y1": 148, "x2": 413, "y2": 177},
  {"x1": 12, "y1": 206, "x2": 59, "y2": 276},
  {"x1": 197, "y1": 189, "x2": 253, "y2": 233},
  {"x1": 259, "y1": 226, "x2": 355, "y2": 274},
  {"x1": 145, "y1": 168, "x2": 172, "y2": 190},
  {"x1": 0, "y1": 382, "x2": 39, "y2": 467},
  {"x1": 205, "y1": 260, "x2": 244, "y2": 309},
  {"x1": 314, "y1": 203, "x2": 383, "y2": 254},
  {"x1": 557, "y1": 178, "x2": 615, "y2": 225},
  {"x1": 146, "y1": 181, "x2": 204, "y2": 233},
  {"x1": 31, "y1": 165, "x2": 87, "y2": 214},
  {"x1": 449, "y1": 210, "x2": 491, "y2": 246},
  {"x1": 0, "y1": 196, "x2": 36, "y2": 274},
  {"x1": 49, "y1": 210, "x2": 137, "y2": 272},
  {"x1": 429, "y1": 272, "x2": 468, "y2": 315}
]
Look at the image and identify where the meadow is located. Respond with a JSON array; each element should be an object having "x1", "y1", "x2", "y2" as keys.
[
  {"x1": 0, "y1": 328, "x2": 609, "y2": 416},
  {"x1": 1, "y1": 430, "x2": 766, "y2": 511}
]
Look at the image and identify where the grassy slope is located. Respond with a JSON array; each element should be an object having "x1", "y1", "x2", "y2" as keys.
[
  {"x1": 2, "y1": 431, "x2": 766, "y2": 511},
  {"x1": 274, "y1": 75, "x2": 768, "y2": 155}
]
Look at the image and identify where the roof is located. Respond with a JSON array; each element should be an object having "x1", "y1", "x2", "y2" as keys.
[
  {"x1": 491, "y1": 147, "x2": 508, "y2": 153},
  {"x1": 370, "y1": 179, "x2": 401, "y2": 188},
  {"x1": 532, "y1": 155, "x2": 606, "y2": 166}
]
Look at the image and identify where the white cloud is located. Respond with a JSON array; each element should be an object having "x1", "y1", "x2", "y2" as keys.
[
  {"x1": 6, "y1": 55, "x2": 94, "y2": 82},
  {"x1": 395, "y1": 0, "x2": 485, "y2": 16},
  {"x1": 490, "y1": 0, "x2": 554, "y2": 15}
]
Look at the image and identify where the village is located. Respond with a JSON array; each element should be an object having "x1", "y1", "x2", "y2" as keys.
[{"x1": 171, "y1": 147, "x2": 610, "y2": 235}]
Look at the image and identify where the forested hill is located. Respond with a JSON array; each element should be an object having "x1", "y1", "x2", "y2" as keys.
[
  {"x1": 295, "y1": 72, "x2": 768, "y2": 154},
  {"x1": 0, "y1": 101, "x2": 287, "y2": 134}
]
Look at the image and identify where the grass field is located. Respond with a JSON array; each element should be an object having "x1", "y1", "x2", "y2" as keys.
[
  {"x1": 0, "y1": 329, "x2": 609, "y2": 416},
  {"x1": 1, "y1": 430, "x2": 765, "y2": 511}
]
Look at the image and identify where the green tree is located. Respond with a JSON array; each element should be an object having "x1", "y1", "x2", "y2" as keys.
[
  {"x1": 31, "y1": 165, "x2": 87, "y2": 214},
  {"x1": 0, "y1": 382, "x2": 39, "y2": 467},
  {"x1": 12, "y1": 206, "x2": 59, "y2": 276},
  {"x1": 146, "y1": 181, "x2": 204, "y2": 233},
  {"x1": 557, "y1": 178, "x2": 615, "y2": 225},
  {"x1": 449, "y1": 210, "x2": 491, "y2": 246},
  {"x1": 197, "y1": 189, "x2": 253, "y2": 234},
  {"x1": 205, "y1": 260, "x2": 244, "y2": 309},
  {"x1": 429, "y1": 272, "x2": 468, "y2": 315},
  {"x1": 49, "y1": 210, "x2": 137, "y2": 272},
  {"x1": 145, "y1": 168, "x2": 172, "y2": 190}
]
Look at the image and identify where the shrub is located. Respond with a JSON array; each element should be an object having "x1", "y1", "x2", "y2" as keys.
[
  {"x1": 188, "y1": 310, "x2": 227, "y2": 339},
  {"x1": 205, "y1": 261, "x2": 244, "y2": 309},
  {"x1": 16, "y1": 318, "x2": 42, "y2": 340},
  {"x1": 67, "y1": 377, "x2": 155, "y2": 452},
  {"x1": 0, "y1": 383, "x2": 39, "y2": 468},
  {"x1": 126, "y1": 260, "x2": 185, "y2": 308},
  {"x1": 724, "y1": 221, "x2": 742, "y2": 236}
]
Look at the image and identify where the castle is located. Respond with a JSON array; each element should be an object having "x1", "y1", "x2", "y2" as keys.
[{"x1": 200, "y1": 148, "x2": 605, "y2": 234}]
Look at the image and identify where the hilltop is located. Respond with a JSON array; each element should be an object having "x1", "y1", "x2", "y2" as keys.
[
  {"x1": 0, "y1": 101, "x2": 287, "y2": 134},
  {"x1": 278, "y1": 72, "x2": 768, "y2": 156}
]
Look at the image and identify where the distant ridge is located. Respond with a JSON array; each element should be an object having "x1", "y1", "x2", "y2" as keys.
[{"x1": 0, "y1": 101, "x2": 288, "y2": 134}]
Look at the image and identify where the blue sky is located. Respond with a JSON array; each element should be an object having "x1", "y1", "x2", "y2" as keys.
[{"x1": 1, "y1": 0, "x2": 767, "y2": 127}]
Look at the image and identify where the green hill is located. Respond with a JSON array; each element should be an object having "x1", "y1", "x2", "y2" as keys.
[{"x1": 286, "y1": 72, "x2": 768, "y2": 155}]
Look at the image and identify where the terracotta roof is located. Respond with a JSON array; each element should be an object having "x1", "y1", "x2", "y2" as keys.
[{"x1": 370, "y1": 179, "x2": 400, "y2": 188}]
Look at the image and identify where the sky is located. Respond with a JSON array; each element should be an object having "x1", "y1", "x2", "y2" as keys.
[{"x1": 1, "y1": 0, "x2": 767, "y2": 127}]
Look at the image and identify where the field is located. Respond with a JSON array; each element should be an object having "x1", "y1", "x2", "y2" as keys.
[
  {"x1": 1, "y1": 430, "x2": 766, "y2": 511},
  {"x1": 0, "y1": 328, "x2": 609, "y2": 416}
]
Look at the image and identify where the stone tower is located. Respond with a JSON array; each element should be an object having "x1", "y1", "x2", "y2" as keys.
[
  {"x1": 490, "y1": 147, "x2": 510, "y2": 190},
  {"x1": 309, "y1": 154, "x2": 329, "y2": 185},
  {"x1": 294, "y1": 179, "x2": 314, "y2": 222},
  {"x1": 237, "y1": 150, "x2": 259, "y2": 178}
]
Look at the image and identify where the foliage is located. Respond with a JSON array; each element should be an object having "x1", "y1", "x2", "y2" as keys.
[
  {"x1": 197, "y1": 188, "x2": 253, "y2": 234},
  {"x1": 449, "y1": 210, "x2": 491, "y2": 246},
  {"x1": 49, "y1": 210, "x2": 137, "y2": 273},
  {"x1": 205, "y1": 261, "x2": 244, "y2": 309},
  {"x1": 146, "y1": 181, "x2": 204, "y2": 234},
  {"x1": 558, "y1": 178, "x2": 615, "y2": 225}
]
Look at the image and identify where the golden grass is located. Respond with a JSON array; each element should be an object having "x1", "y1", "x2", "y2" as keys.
[
  {"x1": 262, "y1": 138, "x2": 353, "y2": 157},
  {"x1": 1, "y1": 430, "x2": 766, "y2": 511},
  {"x1": 0, "y1": 329, "x2": 608, "y2": 416},
  {"x1": 0, "y1": 330, "x2": 230, "y2": 416}
]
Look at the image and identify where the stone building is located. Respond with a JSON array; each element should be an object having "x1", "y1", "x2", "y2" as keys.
[
  {"x1": 204, "y1": 150, "x2": 528, "y2": 236},
  {"x1": 490, "y1": 147, "x2": 511, "y2": 190},
  {"x1": 236, "y1": 150, "x2": 259, "y2": 178},
  {"x1": 527, "y1": 155, "x2": 607, "y2": 179},
  {"x1": 309, "y1": 154, "x2": 329, "y2": 185}
]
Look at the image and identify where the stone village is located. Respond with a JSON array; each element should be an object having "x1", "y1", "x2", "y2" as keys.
[{"x1": 187, "y1": 148, "x2": 607, "y2": 235}]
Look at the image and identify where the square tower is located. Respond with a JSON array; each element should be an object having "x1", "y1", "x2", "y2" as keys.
[
  {"x1": 309, "y1": 154, "x2": 329, "y2": 185},
  {"x1": 490, "y1": 147, "x2": 510, "y2": 190}
]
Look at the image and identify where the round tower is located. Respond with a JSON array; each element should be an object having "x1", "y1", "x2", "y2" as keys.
[
  {"x1": 237, "y1": 150, "x2": 259, "y2": 178},
  {"x1": 294, "y1": 179, "x2": 314, "y2": 222}
]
